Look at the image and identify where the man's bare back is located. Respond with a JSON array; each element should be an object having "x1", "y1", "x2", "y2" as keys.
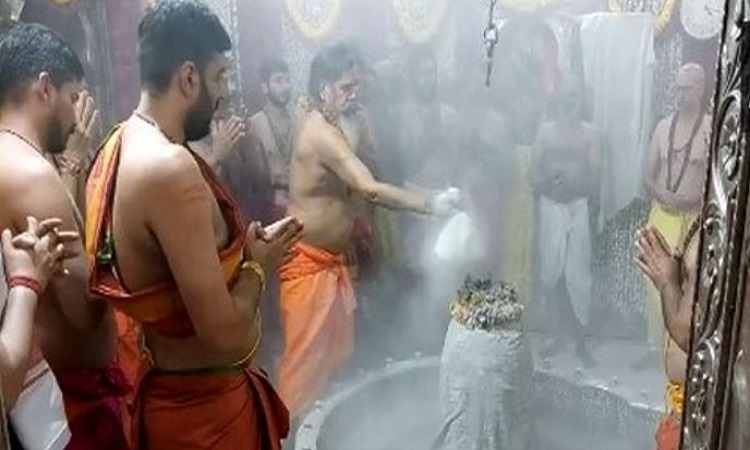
[
  {"x1": 0, "y1": 135, "x2": 114, "y2": 369},
  {"x1": 289, "y1": 111, "x2": 357, "y2": 253},
  {"x1": 534, "y1": 120, "x2": 600, "y2": 204},
  {"x1": 110, "y1": 118, "x2": 259, "y2": 370}
]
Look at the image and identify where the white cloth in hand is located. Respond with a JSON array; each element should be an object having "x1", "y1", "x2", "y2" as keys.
[{"x1": 430, "y1": 187, "x2": 462, "y2": 216}]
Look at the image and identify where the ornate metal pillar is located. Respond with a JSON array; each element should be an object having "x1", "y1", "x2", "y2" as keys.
[{"x1": 683, "y1": 0, "x2": 750, "y2": 448}]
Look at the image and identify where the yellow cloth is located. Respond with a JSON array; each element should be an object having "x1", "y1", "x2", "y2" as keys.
[
  {"x1": 666, "y1": 381, "x2": 684, "y2": 415},
  {"x1": 645, "y1": 202, "x2": 697, "y2": 345},
  {"x1": 501, "y1": 145, "x2": 534, "y2": 303},
  {"x1": 664, "y1": 337, "x2": 685, "y2": 416}
]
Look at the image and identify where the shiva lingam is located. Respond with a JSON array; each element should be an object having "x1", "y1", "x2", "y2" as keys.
[{"x1": 434, "y1": 276, "x2": 533, "y2": 450}]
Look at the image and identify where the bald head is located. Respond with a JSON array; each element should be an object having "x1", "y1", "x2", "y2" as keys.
[{"x1": 676, "y1": 63, "x2": 706, "y2": 112}]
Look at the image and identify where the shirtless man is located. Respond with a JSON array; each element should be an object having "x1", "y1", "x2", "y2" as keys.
[
  {"x1": 248, "y1": 58, "x2": 293, "y2": 221},
  {"x1": 636, "y1": 217, "x2": 700, "y2": 450},
  {"x1": 86, "y1": 1, "x2": 299, "y2": 447},
  {"x1": 640, "y1": 63, "x2": 710, "y2": 363},
  {"x1": 0, "y1": 23, "x2": 127, "y2": 448},
  {"x1": 278, "y1": 42, "x2": 461, "y2": 417},
  {"x1": 532, "y1": 76, "x2": 601, "y2": 365}
]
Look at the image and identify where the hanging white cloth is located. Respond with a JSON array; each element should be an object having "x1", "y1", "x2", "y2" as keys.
[
  {"x1": 579, "y1": 13, "x2": 655, "y2": 228},
  {"x1": 0, "y1": 253, "x2": 70, "y2": 450}
]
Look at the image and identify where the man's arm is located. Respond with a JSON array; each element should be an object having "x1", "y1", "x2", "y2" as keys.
[
  {"x1": 642, "y1": 121, "x2": 664, "y2": 202},
  {"x1": 317, "y1": 125, "x2": 430, "y2": 214},
  {"x1": 663, "y1": 240, "x2": 699, "y2": 352},
  {"x1": 146, "y1": 149, "x2": 263, "y2": 354},
  {"x1": 11, "y1": 169, "x2": 106, "y2": 330}
]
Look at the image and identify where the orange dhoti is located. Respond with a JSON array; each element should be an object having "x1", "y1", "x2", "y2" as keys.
[
  {"x1": 278, "y1": 242, "x2": 356, "y2": 417},
  {"x1": 115, "y1": 311, "x2": 141, "y2": 448},
  {"x1": 87, "y1": 122, "x2": 290, "y2": 448},
  {"x1": 655, "y1": 414, "x2": 680, "y2": 450},
  {"x1": 656, "y1": 379, "x2": 683, "y2": 450},
  {"x1": 133, "y1": 366, "x2": 288, "y2": 449},
  {"x1": 54, "y1": 366, "x2": 131, "y2": 450}
]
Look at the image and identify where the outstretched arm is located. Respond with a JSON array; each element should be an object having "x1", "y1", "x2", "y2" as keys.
[{"x1": 317, "y1": 125, "x2": 431, "y2": 214}]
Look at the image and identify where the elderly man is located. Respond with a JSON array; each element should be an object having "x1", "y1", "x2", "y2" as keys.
[{"x1": 639, "y1": 63, "x2": 710, "y2": 365}]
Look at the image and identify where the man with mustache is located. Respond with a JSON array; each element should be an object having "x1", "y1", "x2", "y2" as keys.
[
  {"x1": 280, "y1": 42, "x2": 461, "y2": 418},
  {"x1": 248, "y1": 58, "x2": 294, "y2": 222},
  {"x1": 86, "y1": 1, "x2": 299, "y2": 448},
  {"x1": 0, "y1": 23, "x2": 128, "y2": 449}
]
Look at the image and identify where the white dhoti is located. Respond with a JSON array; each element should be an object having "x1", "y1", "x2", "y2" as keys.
[
  {"x1": 0, "y1": 254, "x2": 70, "y2": 450},
  {"x1": 434, "y1": 320, "x2": 534, "y2": 450},
  {"x1": 10, "y1": 358, "x2": 71, "y2": 450},
  {"x1": 538, "y1": 196, "x2": 594, "y2": 327}
]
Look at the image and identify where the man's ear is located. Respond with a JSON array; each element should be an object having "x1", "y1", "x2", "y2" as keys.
[
  {"x1": 36, "y1": 72, "x2": 54, "y2": 102},
  {"x1": 177, "y1": 61, "x2": 200, "y2": 99}
]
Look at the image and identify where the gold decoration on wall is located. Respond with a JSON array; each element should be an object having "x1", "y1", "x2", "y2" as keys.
[
  {"x1": 51, "y1": 0, "x2": 77, "y2": 5},
  {"x1": 284, "y1": 0, "x2": 341, "y2": 42},
  {"x1": 607, "y1": 0, "x2": 677, "y2": 35},
  {"x1": 392, "y1": 0, "x2": 449, "y2": 44},
  {"x1": 500, "y1": 0, "x2": 557, "y2": 13}
]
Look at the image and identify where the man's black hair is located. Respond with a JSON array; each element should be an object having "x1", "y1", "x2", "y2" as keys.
[
  {"x1": 0, "y1": 22, "x2": 84, "y2": 104},
  {"x1": 138, "y1": 0, "x2": 231, "y2": 92},
  {"x1": 308, "y1": 42, "x2": 363, "y2": 100},
  {"x1": 259, "y1": 58, "x2": 289, "y2": 85}
]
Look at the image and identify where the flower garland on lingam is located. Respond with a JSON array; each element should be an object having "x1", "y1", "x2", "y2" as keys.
[{"x1": 450, "y1": 276, "x2": 523, "y2": 331}]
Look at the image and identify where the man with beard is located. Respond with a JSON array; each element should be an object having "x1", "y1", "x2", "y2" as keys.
[
  {"x1": 279, "y1": 42, "x2": 461, "y2": 418},
  {"x1": 248, "y1": 58, "x2": 293, "y2": 221},
  {"x1": 86, "y1": 1, "x2": 300, "y2": 448},
  {"x1": 0, "y1": 23, "x2": 128, "y2": 449},
  {"x1": 396, "y1": 46, "x2": 461, "y2": 188},
  {"x1": 532, "y1": 76, "x2": 600, "y2": 366}
]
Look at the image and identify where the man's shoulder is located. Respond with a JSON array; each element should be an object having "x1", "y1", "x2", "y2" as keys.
[
  {"x1": 0, "y1": 152, "x2": 70, "y2": 228},
  {"x1": 120, "y1": 130, "x2": 203, "y2": 190},
  {"x1": 0, "y1": 150, "x2": 61, "y2": 194}
]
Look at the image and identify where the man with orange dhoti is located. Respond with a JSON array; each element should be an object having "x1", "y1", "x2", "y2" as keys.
[
  {"x1": 639, "y1": 63, "x2": 710, "y2": 367},
  {"x1": 85, "y1": 2, "x2": 301, "y2": 448},
  {"x1": 280, "y1": 43, "x2": 462, "y2": 417}
]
